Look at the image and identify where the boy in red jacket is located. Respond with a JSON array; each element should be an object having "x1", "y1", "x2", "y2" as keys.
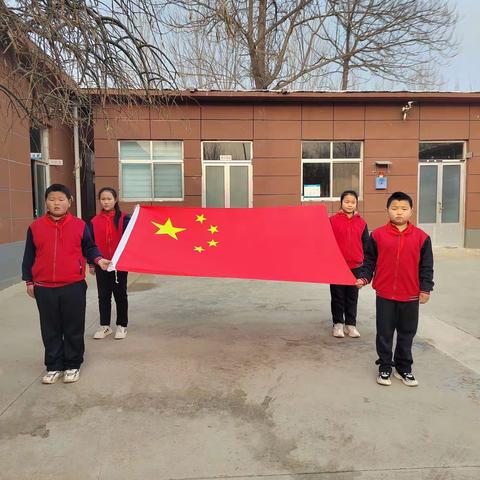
[
  {"x1": 22, "y1": 184, "x2": 110, "y2": 384},
  {"x1": 357, "y1": 192, "x2": 434, "y2": 387}
]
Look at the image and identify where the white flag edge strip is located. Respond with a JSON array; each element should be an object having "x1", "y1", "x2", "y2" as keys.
[{"x1": 108, "y1": 204, "x2": 140, "y2": 272}]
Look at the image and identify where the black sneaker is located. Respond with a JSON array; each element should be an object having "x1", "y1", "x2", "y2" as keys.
[
  {"x1": 394, "y1": 371, "x2": 418, "y2": 387},
  {"x1": 377, "y1": 371, "x2": 392, "y2": 386}
]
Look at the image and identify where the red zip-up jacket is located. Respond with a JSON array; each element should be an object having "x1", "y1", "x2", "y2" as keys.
[
  {"x1": 361, "y1": 222, "x2": 434, "y2": 302},
  {"x1": 22, "y1": 213, "x2": 103, "y2": 288},
  {"x1": 89, "y1": 210, "x2": 130, "y2": 260},
  {"x1": 330, "y1": 211, "x2": 369, "y2": 269}
]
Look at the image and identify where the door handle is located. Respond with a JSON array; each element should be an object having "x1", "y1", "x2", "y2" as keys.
[{"x1": 438, "y1": 201, "x2": 443, "y2": 213}]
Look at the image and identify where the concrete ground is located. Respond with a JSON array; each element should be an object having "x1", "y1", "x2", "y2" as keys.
[{"x1": 0, "y1": 248, "x2": 479, "y2": 480}]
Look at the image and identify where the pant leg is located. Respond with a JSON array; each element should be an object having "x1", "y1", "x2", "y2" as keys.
[
  {"x1": 112, "y1": 271, "x2": 128, "y2": 327},
  {"x1": 95, "y1": 266, "x2": 113, "y2": 326},
  {"x1": 345, "y1": 266, "x2": 362, "y2": 326},
  {"x1": 375, "y1": 296, "x2": 397, "y2": 373},
  {"x1": 330, "y1": 284, "x2": 346, "y2": 324},
  {"x1": 34, "y1": 286, "x2": 64, "y2": 371},
  {"x1": 344, "y1": 286, "x2": 359, "y2": 326},
  {"x1": 60, "y1": 281, "x2": 87, "y2": 370},
  {"x1": 394, "y1": 300, "x2": 419, "y2": 374}
]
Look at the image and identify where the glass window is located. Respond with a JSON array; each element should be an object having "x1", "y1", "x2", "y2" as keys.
[
  {"x1": 121, "y1": 163, "x2": 152, "y2": 198},
  {"x1": 303, "y1": 163, "x2": 330, "y2": 198},
  {"x1": 333, "y1": 142, "x2": 361, "y2": 159},
  {"x1": 419, "y1": 142, "x2": 463, "y2": 161},
  {"x1": 301, "y1": 141, "x2": 362, "y2": 199},
  {"x1": 302, "y1": 142, "x2": 330, "y2": 159},
  {"x1": 120, "y1": 141, "x2": 150, "y2": 161},
  {"x1": 332, "y1": 163, "x2": 360, "y2": 197},
  {"x1": 119, "y1": 141, "x2": 183, "y2": 200},
  {"x1": 153, "y1": 164, "x2": 182, "y2": 198},
  {"x1": 153, "y1": 141, "x2": 182, "y2": 160},
  {"x1": 203, "y1": 142, "x2": 252, "y2": 161}
]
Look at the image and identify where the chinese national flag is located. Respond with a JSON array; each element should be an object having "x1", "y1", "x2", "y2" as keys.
[{"x1": 110, "y1": 205, "x2": 355, "y2": 285}]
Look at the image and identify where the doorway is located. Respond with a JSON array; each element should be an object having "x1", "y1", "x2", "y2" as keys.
[{"x1": 202, "y1": 141, "x2": 252, "y2": 208}]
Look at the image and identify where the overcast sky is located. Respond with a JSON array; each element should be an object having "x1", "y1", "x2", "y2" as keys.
[{"x1": 443, "y1": 0, "x2": 480, "y2": 90}]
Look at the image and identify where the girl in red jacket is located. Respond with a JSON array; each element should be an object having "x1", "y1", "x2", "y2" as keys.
[
  {"x1": 329, "y1": 190, "x2": 369, "y2": 338},
  {"x1": 89, "y1": 187, "x2": 131, "y2": 340}
]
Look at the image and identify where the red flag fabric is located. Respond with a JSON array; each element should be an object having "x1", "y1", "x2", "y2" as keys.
[{"x1": 110, "y1": 205, "x2": 356, "y2": 285}]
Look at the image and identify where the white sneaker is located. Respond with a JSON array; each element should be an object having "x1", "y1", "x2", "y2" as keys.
[
  {"x1": 344, "y1": 325, "x2": 361, "y2": 338},
  {"x1": 93, "y1": 326, "x2": 112, "y2": 339},
  {"x1": 114, "y1": 326, "x2": 127, "y2": 339},
  {"x1": 332, "y1": 323, "x2": 345, "y2": 338},
  {"x1": 63, "y1": 369, "x2": 80, "y2": 383},
  {"x1": 42, "y1": 371, "x2": 62, "y2": 384},
  {"x1": 394, "y1": 371, "x2": 419, "y2": 387}
]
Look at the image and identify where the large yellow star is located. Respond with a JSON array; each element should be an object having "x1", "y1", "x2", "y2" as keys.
[
  {"x1": 196, "y1": 214, "x2": 206, "y2": 224},
  {"x1": 152, "y1": 218, "x2": 186, "y2": 240},
  {"x1": 208, "y1": 225, "x2": 219, "y2": 234},
  {"x1": 194, "y1": 246, "x2": 205, "y2": 253},
  {"x1": 208, "y1": 239, "x2": 219, "y2": 247}
]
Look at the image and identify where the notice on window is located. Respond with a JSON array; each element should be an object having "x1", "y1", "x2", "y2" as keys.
[{"x1": 304, "y1": 184, "x2": 321, "y2": 198}]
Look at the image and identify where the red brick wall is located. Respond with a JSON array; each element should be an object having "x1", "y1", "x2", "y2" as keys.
[
  {"x1": 0, "y1": 52, "x2": 76, "y2": 245},
  {"x1": 93, "y1": 100, "x2": 480, "y2": 233}
]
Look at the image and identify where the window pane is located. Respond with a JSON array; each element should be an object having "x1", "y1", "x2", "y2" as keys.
[
  {"x1": 120, "y1": 141, "x2": 150, "y2": 160},
  {"x1": 442, "y1": 165, "x2": 460, "y2": 223},
  {"x1": 206, "y1": 166, "x2": 225, "y2": 207},
  {"x1": 230, "y1": 166, "x2": 249, "y2": 207},
  {"x1": 419, "y1": 142, "x2": 463, "y2": 160},
  {"x1": 203, "y1": 142, "x2": 251, "y2": 160},
  {"x1": 153, "y1": 164, "x2": 182, "y2": 198},
  {"x1": 303, "y1": 163, "x2": 330, "y2": 197},
  {"x1": 419, "y1": 165, "x2": 438, "y2": 223},
  {"x1": 333, "y1": 142, "x2": 361, "y2": 159},
  {"x1": 302, "y1": 142, "x2": 330, "y2": 159},
  {"x1": 152, "y1": 141, "x2": 182, "y2": 160},
  {"x1": 121, "y1": 163, "x2": 152, "y2": 198},
  {"x1": 332, "y1": 163, "x2": 360, "y2": 197}
]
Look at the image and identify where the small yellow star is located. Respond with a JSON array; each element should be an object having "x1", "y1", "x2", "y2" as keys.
[
  {"x1": 208, "y1": 225, "x2": 219, "y2": 234},
  {"x1": 152, "y1": 218, "x2": 186, "y2": 240},
  {"x1": 195, "y1": 214, "x2": 206, "y2": 224},
  {"x1": 208, "y1": 239, "x2": 219, "y2": 247},
  {"x1": 194, "y1": 246, "x2": 205, "y2": 253}
]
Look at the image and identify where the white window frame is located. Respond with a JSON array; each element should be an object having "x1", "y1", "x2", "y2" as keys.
[
  {"x1": 301, "y1": 141, "x2": 363, "y2": 201},
  {"x1": 118, "y1": 140, "x2": 184, "y2": 202},
  {"x1": 201, "y1": 140, "x2": 253, "y2": 208}
]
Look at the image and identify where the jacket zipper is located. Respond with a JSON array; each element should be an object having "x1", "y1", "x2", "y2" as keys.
[
  {"x1": 53, "y1": 225, "x2": 58, "y2": 284},
  {"x1": 392, "y1": 234, "x2": 401, "y2": 298}
]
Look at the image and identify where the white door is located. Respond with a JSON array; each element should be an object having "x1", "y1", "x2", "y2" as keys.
[
  {"x1": 203, "y1": 164, "x2": 252, "y2": 208},
  {"x1": 418, "y1": 162, "x2": 465, "y2": 246}
]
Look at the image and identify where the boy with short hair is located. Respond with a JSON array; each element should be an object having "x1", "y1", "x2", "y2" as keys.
[
  {"x1": 357, "y1": 192, "x2": 434, "y2": 387},
  {"x1": 22, "y1": 184, "x2": 110, "y2": 384}
]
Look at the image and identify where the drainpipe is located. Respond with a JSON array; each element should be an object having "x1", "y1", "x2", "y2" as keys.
[{"x1": 73, "y1": 105, "x2": 82, "y2": 218}]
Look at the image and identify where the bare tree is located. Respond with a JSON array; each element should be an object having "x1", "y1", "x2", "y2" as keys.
[
  {"x1": 159, "y1": 0, "x2": 457, "y2": 91},
  {"x1": 159, "y1": 0, "x2": 335, "y2": 90},
  {"x1": 323, "y1": 0, "x2": 457, "y2": 90},
  {"x1": 0, "y1": 0, "x2": 177, "y2": 127}
]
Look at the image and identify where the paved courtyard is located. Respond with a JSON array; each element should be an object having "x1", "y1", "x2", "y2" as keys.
[{"x1": 0, "y1": 248, "x2": 479, "y2": 480}]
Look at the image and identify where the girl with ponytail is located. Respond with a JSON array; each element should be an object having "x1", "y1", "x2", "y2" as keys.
[{"x1": 89, "y1": 187, "x2": 131, "y2": 339}]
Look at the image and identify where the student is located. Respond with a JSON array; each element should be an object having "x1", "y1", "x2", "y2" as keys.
[
  {"x1": 22, "y1": 184, "x2": 110, "y2": 384},
  {"x1": 329, "y1": 190, "x2": 369, "y2": 338},
  {"x1": 357, "y1": 192, "x2": 434, "y2": 387},
  {"x1": 89, "y1": 187, "x2": 130, "y2": 340}
]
